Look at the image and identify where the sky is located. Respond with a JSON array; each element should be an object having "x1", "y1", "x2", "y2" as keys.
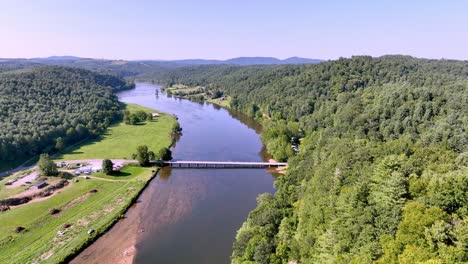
[{"x1": 1, "y1": 0, "x2": 467, "y2": 60}]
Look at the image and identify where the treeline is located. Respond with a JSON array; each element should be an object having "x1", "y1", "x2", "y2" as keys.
[
  {"x1": 0, "y1": 66, "x2": 126, "y2": 163},
  {"x1": 149, "y1": 56, "x2": 468, "y2": 263}
]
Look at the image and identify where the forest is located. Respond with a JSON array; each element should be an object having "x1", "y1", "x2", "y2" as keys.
[
  {"x1": 0, "y1": 66, "x2": 130, "y2": 165},
  {"x1": 144, "y1": 56, "x2": 468, "y2": 264}
]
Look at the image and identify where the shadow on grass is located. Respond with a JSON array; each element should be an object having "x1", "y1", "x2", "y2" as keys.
[
  {"x1": 109, "y1": 171, "x2": 132, "y2": 177},
  {"x1": 54, "y1": 134, "x2": 108, "y2": 160},
  {"x1": 59, "y1": 172, "x2": 74, "y2": 180}
]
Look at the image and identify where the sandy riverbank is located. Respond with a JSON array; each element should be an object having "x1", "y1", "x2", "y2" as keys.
[{"x1": 69, "y1": 205, "x2": 141, "y2": 264}]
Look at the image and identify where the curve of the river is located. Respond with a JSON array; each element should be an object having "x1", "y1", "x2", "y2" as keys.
[{"x1": 72, "y1": 83, "x2": 276, "y2": 264}]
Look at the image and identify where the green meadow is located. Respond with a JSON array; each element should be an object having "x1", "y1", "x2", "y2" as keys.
[{"x1": 56, "y1": 103, "x2": 175, "y2": 160}]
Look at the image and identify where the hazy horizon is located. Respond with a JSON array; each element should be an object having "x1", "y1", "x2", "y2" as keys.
[{"x1": 1, "y1": 0, "x2": 468, "y2": 60}]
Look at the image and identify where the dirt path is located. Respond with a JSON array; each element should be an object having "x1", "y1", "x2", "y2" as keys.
[{"x1": 7, "y1": 171, "x2": 39, "y2": 188}]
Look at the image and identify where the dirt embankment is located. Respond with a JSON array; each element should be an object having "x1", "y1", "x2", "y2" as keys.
[{"x1": 1, "y1": 180, "x2": 69, "y2": 209}]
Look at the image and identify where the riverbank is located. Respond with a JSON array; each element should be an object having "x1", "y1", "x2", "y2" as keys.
[
  {"x1": 101, "y1": 82, "x2": 278, "y2": 264},
  {"x1": 0, "y1": 103, "x2": 176, "y2": 263},
  {"x1": 0, "y1": 165, "x2": 155, "y2": 263},
  {"x1": 163, "y1": 84, "x2": 232, "y2": 108}
]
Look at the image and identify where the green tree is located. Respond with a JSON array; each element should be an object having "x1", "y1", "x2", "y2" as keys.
[
  {"x1": 37, "y1": 153, "x2": 58, "y2": 176},
  {"x1": 136, "y1": 145, "x2": 150, "y2": 166},
  {"x1": 136, "y1": 110, "x2": 148, "y2": 121},
  {"x1": 102, "y1": 159, "x2": 113, "y2": 175},
  {"x1": 148, "y1": 151, "x2": 156, "y2": 161},
  {"x1": 172, "y1": 122, "x2": 182, "y2": 133},
  {"x1": 146, "y1": 113, "x2": 153, "y2": 121},
  {"x1": 55, "y1": 137, "x2": 64, "y2": 151},
  {"x1": 129, "y1": 114, "x2": 139, "y2": 125},
  {"x1": 158, "y1": 147, "x2": 172, "y2": 161}
]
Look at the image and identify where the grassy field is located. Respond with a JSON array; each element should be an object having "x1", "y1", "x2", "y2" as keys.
[
  {"x1": 165, "y1": 84, "x2": 202, "y2": 94},
  {"x1": 56, "y1": 104, "x2": 175, "y2": 160},
  {"x1": 0, "y1": 165, "x2": 154, "y2": 264},
  {"x1": 165, "y1": 84, "x2": 232, "y2": 108},
  {"x1": 0, "y1": 103, "x2": 175, "y2": 263},
  {"x1": 207, "y1": 96, "x2": 231, "y2": 108}
]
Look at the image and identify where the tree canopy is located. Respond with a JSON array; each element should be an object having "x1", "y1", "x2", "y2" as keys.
[
  {"x1": 0, "y1": 66, "x2": 126, "y2": 163},
  {"x1": 148, "y1": 56, "x2": 468, "y2": 264}
]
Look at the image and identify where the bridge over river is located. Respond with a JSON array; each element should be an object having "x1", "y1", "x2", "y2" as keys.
[{"x1": 160, "y1": 160, "x2": 287, "y2": 168}]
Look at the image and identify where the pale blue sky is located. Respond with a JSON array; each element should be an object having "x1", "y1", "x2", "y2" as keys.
[{"x1": 1, "y1": 0, "x2": 467, "y2": 60}]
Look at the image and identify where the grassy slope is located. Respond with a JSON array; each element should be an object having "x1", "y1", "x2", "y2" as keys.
[
  {"x1": 56, "y1": 104, "x2": 175, "y2": 160},
  {"x1": 0, "y1": 166, "x2": 152, "y2": 264}
]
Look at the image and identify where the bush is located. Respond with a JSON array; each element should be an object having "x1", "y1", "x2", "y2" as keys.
[
  {"x1": 102, "y1": 159, "x2": 114, "y2": 175},
  {"x1": 37, "y1": 153, "x2": 58, "y2": 176},
  {"x1": 158, "y1": 147, "x2": 172, "y2": 161}
]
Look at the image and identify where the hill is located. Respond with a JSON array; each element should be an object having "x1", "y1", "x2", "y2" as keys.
[
  {"x1": 0, "y1": 66, "x2": 128, "y2": 170},
  {"x1": 147, "y1": 55, "x2": 468, "y2": 264},
  {"x1": 169, "y1": 56, "x2": 323, "y2": 65},
  {"x1": 0, "y1": 56, "x2": 323, "y2": 78}
]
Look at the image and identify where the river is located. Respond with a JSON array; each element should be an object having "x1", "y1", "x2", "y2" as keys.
[{"x1": 72, "y1": 83, "x2": 276, "y2": 264}]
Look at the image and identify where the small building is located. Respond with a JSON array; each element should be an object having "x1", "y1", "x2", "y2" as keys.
[
  {"x1": 152, "y1": 113, "x2": 160, "y2": 118},
  {"x1": 33, "y1": 180, "x2": 48, "y2": 189}
]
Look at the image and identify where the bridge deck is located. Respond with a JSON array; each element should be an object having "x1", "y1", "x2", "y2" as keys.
[{"x1": 162, "y1": 160, "x2": 287, "y2": 168}]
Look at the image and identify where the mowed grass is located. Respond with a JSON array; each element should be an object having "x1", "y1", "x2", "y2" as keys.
[
  {"x1": 56, "y1": 103, "x2": 175, "y2": 160},
  {"x1": 0, "y1": 166, "x2": 154, "y2": 264}
]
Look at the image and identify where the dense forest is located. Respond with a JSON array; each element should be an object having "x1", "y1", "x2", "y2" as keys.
[
  {"x1": 146, "y1": 56, "x2": 468, "y2": 263},
  {"x1": 0, "y1": 66, "x2": 129, "y2": 164}
]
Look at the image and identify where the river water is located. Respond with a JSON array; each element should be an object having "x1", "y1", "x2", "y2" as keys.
[{"x1": 73, "y1": 83, "x2": 276, "y2": 264}]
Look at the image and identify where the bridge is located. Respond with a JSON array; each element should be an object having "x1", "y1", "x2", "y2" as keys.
[{"x1": 162, "y1": 160, "x2": 287, "y2": 168}]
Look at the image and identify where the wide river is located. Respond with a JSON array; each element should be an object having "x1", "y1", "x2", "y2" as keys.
[{"x1": 73, "y1": 83, "x2": 276, "y2": 264}]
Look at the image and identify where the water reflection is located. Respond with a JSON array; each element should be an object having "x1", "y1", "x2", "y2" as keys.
[{"x1": 117, "y1": 83, "x2": 276, "y2": 264}]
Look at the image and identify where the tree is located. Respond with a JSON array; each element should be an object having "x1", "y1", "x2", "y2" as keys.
[
  {"x1": 55, "y1": 137, "x2": 64, "y2": 151},
  {"x1": 158, "y1": 147, "x2": 172, "y2": 161},
  {"x1": 102, "y1": 159, "x2": 113, "y2": 175},
  {"x1": 148, "y1": 151, "x2": 156, "y2": 161},
  {"x1": 129, "y1": 114, "x2": 139, "y2": 125},
  {"x1": 135, "y1": 110, "x2": 148, "y2": 121},
  {"x1": 136, "y1": 145, "x2": 150, "y2": 166},
  {"x1": 146, "y1": 113, "x2": 153, "y2": 121},
  {"x1": 172, "y1": 122, "x2": 182, "y2": 134},
  {"x1": 37, "y1": 153, "x2": 58, "y2": 176}
]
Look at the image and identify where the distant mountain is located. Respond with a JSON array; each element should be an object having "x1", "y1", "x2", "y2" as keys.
[
  {"x1": 169, "y1": 57, "x2": 324, "y2": 65},
  {"x1": 37, "y1": 56, "x2": 82, "y2": 61},
  {"x1": 282, "y1": 57, "x2": 323, "y2": 64},
  {"x1": 0, "y1": 56, "x2": 324, "y2": 76}
]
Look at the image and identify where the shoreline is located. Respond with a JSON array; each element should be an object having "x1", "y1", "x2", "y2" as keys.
[{"x1": 67, "y1": 168, "x2": 159, "y2": 264}]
